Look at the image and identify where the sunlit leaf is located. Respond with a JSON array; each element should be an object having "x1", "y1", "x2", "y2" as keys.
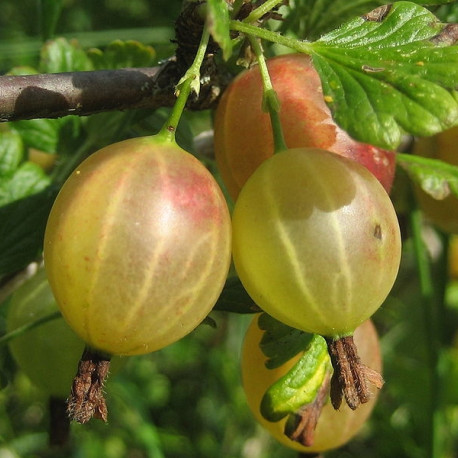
[
  {"x1": 310, "y1": 2, "x2": 458, "y2": 149},
  {"x1": 397, "y1": 152, "x2": 458, "y2": 199}
]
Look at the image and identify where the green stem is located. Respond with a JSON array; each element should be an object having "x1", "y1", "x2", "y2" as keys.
[
  {"x1": 409, "y1": 205, "x2": 445, "y2": 458},
  {"x1": 158, "y1": 27, "x2": 211, "y2": 143},
  {"x1": 244, "y1": 0, "x2": 285, "y2": 23},
  {"x1": 230, "y1": 20, "x2": 312, "y2": 54},
  {"x1": 248, "y1": 36, "x2": 287, "y2": 153},
  {"x1": 0, "y1": 311, "x2": 61, "y2": 346}
]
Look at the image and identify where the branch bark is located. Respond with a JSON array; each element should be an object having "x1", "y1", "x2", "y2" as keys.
[
  {"x1": 0, "y1": 63, "x2": 180, "y2": 122},
  {"x1": 0, "y1": 2, "x2": 232, "y2": 122},
  {"x1": 0, "y1": 58, "x2": 226, "y2": 122}
]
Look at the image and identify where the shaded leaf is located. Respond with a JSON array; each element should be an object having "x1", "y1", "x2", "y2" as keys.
[
  {"x1": 11, "y1": 118, "x2": 63, "y2": 154},
  {"x1": 310, "y1": 2, "x2": 458, "y2": 149},
  {"x1": 0, "y1": 131, "x2": 24, "y2": 176},
  {"x1": 258, "y1": 313, "x2": 315, "y2": 369},
  {"x1": 0, "y1": 186, "x2": 58, "y2": 276},
  {"x1": 39, "y1": 37, "x2": 93, "y2": 73},
  {"x1": 87, "y1": 40, "x2": 157, "y2": 70},
  {"x1": 0, "y1": 162, "x2": 51, "y2": 207},
  {"x1": 397, "y1": 152, "x2": 458, "y2": 199},
  {"x1": 213, "y1": 276, "x2": 261, "y2": 314}
]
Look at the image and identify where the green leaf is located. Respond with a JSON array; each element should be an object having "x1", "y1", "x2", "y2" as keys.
[
  {"x1": 260, "y1": 334, "x2": 331, "y2": 422},
  {"x1": 0, "y1": 186, "x2": 57, "y2": 276},
  {"x1": 282, "y1": 0, "x2": 387, "y2": 41},
  {"x1": 0, "y1": 131, "x2": 25, "y2": 176},
  {"x1": 0, "y1": 128, "x2": 51, "y2": 206},
  {"x1": 206, "y1": 0, "x2": 233, "y2": 60},
  {"x1": 213, "y1": 276, "x2": 261, "y2": 314},
  {"x1": 258, "y1": 313, "x2": 315, "y2": 369},
  {"x1": 310, "y1": 2, "x2": 458, "y2": 150},
  {"x1": 87, "y1": 40, "x2": 157, "y2": 70},
  {"x1": 397, "y1": 152, "x2": 458, "y2": 199},
  {"x1": 0, "y1": 162, "x2": 51, "y2": 207},
  {"x1": 39, "y1": 37, "x2": 93, "y2": 73},
  {"x1": 11, "y1": 118, "x2": 63, "y2": 154}
]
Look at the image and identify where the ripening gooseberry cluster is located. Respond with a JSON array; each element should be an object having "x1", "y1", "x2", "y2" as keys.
[{"x1": 8, "y1": 53, "x2": 403, "y2": 452}]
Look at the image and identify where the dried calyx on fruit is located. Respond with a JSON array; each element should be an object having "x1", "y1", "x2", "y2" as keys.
[{"x1": 242, "y1": 314, "x2": 382, "y2": 453}]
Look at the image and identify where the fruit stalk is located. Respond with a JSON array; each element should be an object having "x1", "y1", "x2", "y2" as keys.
[
  {"x1": 158, "y1": 26, "x2": 211, "y2": 143},
  {"x1": 230, "y1": 20, "x2": 312, "y2": 54},
  {"x1": 248, "y1": 35, "x2": 287, "y2": 153},
  {"x1": 67, "y1": 347, "x2": 111, "y2": 424}
]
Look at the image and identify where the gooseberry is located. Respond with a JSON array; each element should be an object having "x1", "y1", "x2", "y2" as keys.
[
  {"x1": 7, "y1": 268, "x2": 88, "y2": 399},
  {"x1": 44, "y1": 135, "x2": 232, "y2": 357},
  {"x1": 233, "y1": 147, "x2": 400, "y2": 408},
  {"x1": 214, "y1": 53, "x2": 396, "y2": 200},
  {"x1": 241, "y1": 315, "x2": 382, "y2": 453},
  {"x1": 6, "y1": 268, "x2": 126, "y2": 441}
]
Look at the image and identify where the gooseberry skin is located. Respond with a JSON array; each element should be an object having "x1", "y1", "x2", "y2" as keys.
[
  {"x1": 241, "y1": 315, "x2": 382, "y2": 453},
  {"x1": 232, "y1": 148, "x2": 401, "y2": 337},
  {"x1": 6, "y1": 269, "x2": 121, "y2": 398},
  {"x1": 44, "y1": 136, "x2": 232, "y2": 356},
  {"x1": 413, "y1": 126, "x2": 458, "y2": 234},
  {"x1": 214, "y1": 53, "x2": 396, "y2": 200}
]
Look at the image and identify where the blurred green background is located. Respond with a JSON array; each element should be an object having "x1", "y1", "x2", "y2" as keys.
[{"x1": 1, "y1": 1, "x2": 458, "y2": 457}]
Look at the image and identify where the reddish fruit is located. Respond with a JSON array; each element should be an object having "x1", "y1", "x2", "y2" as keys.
[
  {"x1": 44, "y1": 135, "x2": 232, "y2": 356},
  {"x1": 214, "y1": 53, "x2": 396, "y2": 200}
]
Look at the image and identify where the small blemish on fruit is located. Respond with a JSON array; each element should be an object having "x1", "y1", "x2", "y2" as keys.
[
  {"x1": 167, "y1": 126, "x2": 175, "y2": 132},
  {"x1": 374, "y1": 224, "x2": 382, "y2": 240}
]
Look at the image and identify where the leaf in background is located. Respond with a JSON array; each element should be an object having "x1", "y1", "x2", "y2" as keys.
[
  {"x1": 258, "y1": 313, "x2": 315, "y2": 369},
  {"x1": 0, "y1": 186, "x2": 57, "y2": 276},
  {"x1": 39, "y1": 37, "x2": 94, "y2": 73},
  {"x1": 0, "y1": 162, "x2": 51, "y2": 207},
  {"x1": 11, "y1": 118, "x2": 64, "y2": 154},
  {"x1": 206, "y1": 0, "x2": 233, "y2": 60},
  {"x1": 87, "y1": 40, "x2": 157, "y2": 70},
  {"x1": 40, "y1": 0, "x2": 64, "y2": 41},
  {"x1": 310, "y1": 2, "x2": 458, "y2": 150},
  {"x1": 0, "y1": 127, "x2": 51, "y2": 207},
  {"x1": 213, "y1": 276, "x2": 261, "y2": 314},
  {"x1": 0, "y1": 131, "x2": 24, "y2": 176},
  {"x1": 397, "y1": 152, "x2": 458, "y2": 199}
]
